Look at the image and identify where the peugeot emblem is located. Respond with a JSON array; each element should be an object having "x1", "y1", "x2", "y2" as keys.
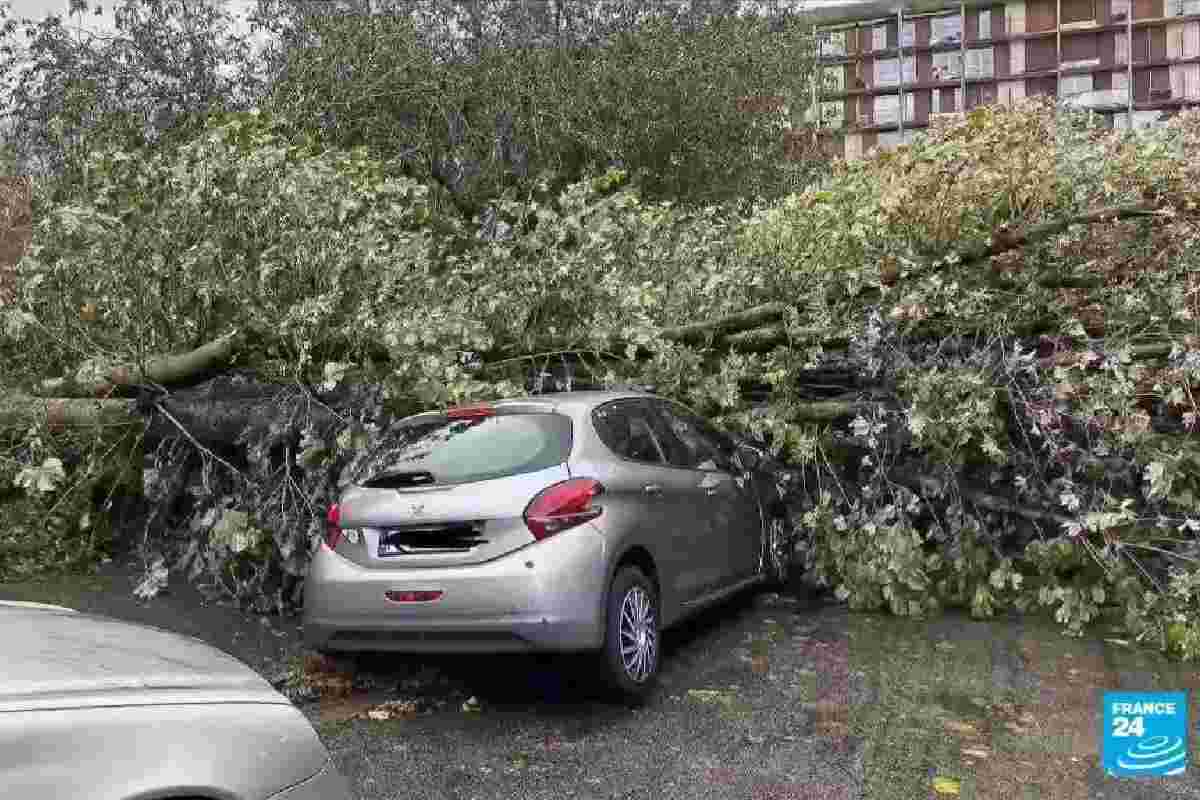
[{"x1": 410, "y1": 503, "x2": 426, "y2": 516}]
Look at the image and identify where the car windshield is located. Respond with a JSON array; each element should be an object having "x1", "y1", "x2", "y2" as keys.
[{"x1": 353, "y1": 412, "x2": 573, "y2": 487}]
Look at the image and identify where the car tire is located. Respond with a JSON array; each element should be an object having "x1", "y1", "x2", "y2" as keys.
[
  {"x1": 600, "y1": 566, "x2": 661, "y2": 702},
  {"x1": 762, "y1": 512, "x2": 794, "y2": 589}
]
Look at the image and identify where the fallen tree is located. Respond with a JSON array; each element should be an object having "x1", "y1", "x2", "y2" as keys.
[{"x1": 4, "y1": 99, "x2": 1200, "y2": 660}]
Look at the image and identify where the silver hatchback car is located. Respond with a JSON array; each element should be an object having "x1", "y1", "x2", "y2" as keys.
[{"x1": 303, "y1": 391, "x2": 794, "y2": 698}]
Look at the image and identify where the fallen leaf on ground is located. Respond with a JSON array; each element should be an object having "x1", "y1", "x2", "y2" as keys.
[
  {"x1": 961, "y1": 747, "x2": 990, "y2": 759},
  {"x1": 752, "y1": 655, "x2": 770, "y2": 675},
  {"x1": 932, "y1": 776, "x2": 961, "y2": 796},
  {"x1": 317, "y1": 694, "x2": 376, "y2": 722},
  {"x1": 364, "y1": 699, "x2": 419, "y2": 720},
  {"x1": 462, "y1": 695, "x2": 481, "y2": 713},
  {"x1": 687, "y1": 688, "x2": 737, "y2": 709},
  {"x1": 944, "y1": 720, "x2": 979, "y2": 737}
]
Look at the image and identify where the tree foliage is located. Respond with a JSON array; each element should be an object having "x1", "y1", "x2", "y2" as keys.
[{"x1": 1, "y1": 4, "x2": 1199, "y2": 662}]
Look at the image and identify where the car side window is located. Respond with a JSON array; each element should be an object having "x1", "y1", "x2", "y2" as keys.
[
  {"x1": 655, "y1": 403, "x2": 733, "y2": 472},
  {"x1": 592, "y1": 402, "x2": 666, "y2": 464}
]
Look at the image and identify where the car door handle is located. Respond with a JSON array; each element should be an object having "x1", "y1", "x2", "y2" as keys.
[{"x1": 643, "y1": 484, "x2": 663, "y2": 496}]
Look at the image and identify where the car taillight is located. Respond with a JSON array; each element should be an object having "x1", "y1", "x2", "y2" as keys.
[
  {"x1": 524, "y1": 479, "x2": 604, "y2": 541},
  {"x1": 447, "y1": 402, "x2": 495, "y2": 419},
  {"x1": 325, "y1": 503, "x2": 342, "y2": 549}
]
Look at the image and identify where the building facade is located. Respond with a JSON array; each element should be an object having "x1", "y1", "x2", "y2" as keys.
[{"x1": 812, "y1": 0, "x2": 1200, "y2": 159}]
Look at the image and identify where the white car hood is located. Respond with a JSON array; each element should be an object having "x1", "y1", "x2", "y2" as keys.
[{"x1": 0, "y1": 601, "x2": 283, "y2": 711}]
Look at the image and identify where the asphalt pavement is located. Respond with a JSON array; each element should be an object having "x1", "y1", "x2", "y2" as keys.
[
  {"x1": 307, "y1": 589, "x2": 864, "y2": 800},
  {"x1": 8, "y1": 562, "x2": 1200, "y2": 800}
]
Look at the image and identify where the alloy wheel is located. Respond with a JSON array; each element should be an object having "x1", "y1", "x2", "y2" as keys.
[{"x1": 618, "y1": 586, "x2": 657, "y2": 683}]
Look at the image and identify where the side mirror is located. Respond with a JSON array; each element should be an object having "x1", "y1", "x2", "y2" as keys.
[{"x1": 736, "y1": 444, "x2": 762, "y2": 471}]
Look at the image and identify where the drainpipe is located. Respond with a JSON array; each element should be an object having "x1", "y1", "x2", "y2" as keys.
[
  {"x1": 1056, "y1": 0, "x2": 1062, "y2": 100},
  {"x1": 813, "y1": 23, "x2": 821, "y2": 149},
  {"x1": 897, "y1": 7, "x2": 905, "y2": 137},
  {"x1": 1127, "y1": 0, "x2": 1134, "y2": 126},
  {"x1": 960, "y1": 1, "x2": 968, "y2": 107}
]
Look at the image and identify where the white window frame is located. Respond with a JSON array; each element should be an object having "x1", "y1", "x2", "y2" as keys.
[
  {"x1": 821, "y1": 101, "x2": 846, "y2": 127},
  {"x1": 874, "y1": 94, "x2": 900, "y2": 124},
  {"x1": 966, "y1": 46, "x2": 995, "y2": 78},
  {"x1": 873, "y1": 24, "x2": 888, "y2": 51},
  {"x1": 1164, "y1": 0, "x2": 1200, "y2": 14},
  {"x1": 1060, "y1": 72, "x2": 1094, "y2": 96},
  {"x1": 902, "y1": 20, "x2": 916, "y2": 47},
  {"x1": 820, "y1": 29, "x2": 848, "y2": 57},
  {"x1": 931, "y1": 14, "x2": 963, "y2": 44},
  {"x1": 875, "y1": 58, "x2": 901, "y2": 86},
  {"x1": 823, "y1": 66, "x2": 846, "y2": 92},
  {"x1": 931, "y1": 87, "x2": 963, "y2": 113},
  {"x1": 877, "y1": 129, "x2": 918, "y2": 150},
  {"x1": 873, "y1": 93, "x2": 915, "y2": 124},
  {"x1": 933, "y1": 50, "x2": 962, "y2": 80},
  {"x1": 979, "y1": 9, "x2": 993, "y2": 39}
]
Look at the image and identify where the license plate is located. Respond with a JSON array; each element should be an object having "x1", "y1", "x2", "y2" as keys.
[{"x1": 378, "y1": 539, "x2": 406, "y2": 557}]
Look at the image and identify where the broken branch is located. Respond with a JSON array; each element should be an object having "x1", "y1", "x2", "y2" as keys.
[
  {"x1": 38, "y1": 330, "x2": 246, "y2": 398},
  {"x1": 0, "y1": 395, "x2": 140, "y2": 432}
]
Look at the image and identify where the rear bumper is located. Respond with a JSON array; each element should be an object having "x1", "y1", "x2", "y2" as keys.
[{"x1": 302, "y1": 524, "x2": 608, "y2": 653}]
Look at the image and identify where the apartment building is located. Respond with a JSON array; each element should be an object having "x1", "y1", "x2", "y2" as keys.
[{"x1": 810, "y1": 0, "x2": 1200, "y2": 159}]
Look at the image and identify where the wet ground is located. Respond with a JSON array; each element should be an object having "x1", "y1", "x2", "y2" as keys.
[{"x1": 5, "y1": 560, "x2": 1200, "y2": 800}]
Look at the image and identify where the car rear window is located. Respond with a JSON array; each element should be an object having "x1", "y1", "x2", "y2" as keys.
[{"x1": 353, "y1": 412, "x2": 573, "y2": 487}]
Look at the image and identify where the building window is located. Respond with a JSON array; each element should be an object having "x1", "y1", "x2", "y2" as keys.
[
  {"x1": 875, "y1": 58, "x2": 899, "y2": 86},
  {"x1": 820, "y1": 29, "x2": 849, "y2": 56},
  {"x1": 823, "y1": 66, "x2": 846, "y2": 93},
  {"x1": 931, "y1": 14, "x2": 963, "y2": 44},
  {"x1": 877, "y1": 130, "x2": 918, "y2": 150},
  {"x1": 1060, "y1": 73, "x2": 1094, "y2": 96},
  {"x1": 1062, "y1": 0, "x2": 1096, "y2": 24},
  {"x1": 966, "y1": 47, "x2": 995, "y2": 78},
  {"x1": 873, "y1": 24, "x2": 888, "y2": 51},
  {"x1": 979, "y1": 9, "x2": 992, "y2": 39},
  {"x1": 821, "y1": 101, "x2": 846, "y2": 128},
  {"x1": 932, "y1": 87, "x2": 963, "y2": 113},
  {"x1": 875, "y1": 58, "x2": 916, "y2": 86},
  {"x1": 820, "y1": 29, "x2": 848, "y2": 57},
  {"x1": 1111, "y1": 0, "x2": 1130, "y2": 19},
  {"x1": 932, "y1": 50, "x2": 962, "y2": 80},
  {"x1": 873, "y1": 93, "x2": 916, "y2": 124},
  {"x1": 902, "y1": 21, "x2": 915, "y2": 47},
  {"x1": 1166, "y1": 0, "x2": 1200, "y2": 14}
]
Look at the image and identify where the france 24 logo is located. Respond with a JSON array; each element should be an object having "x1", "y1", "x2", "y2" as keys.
[{"x1": 1102, "y1": 691, "x2": 1189, "y2": 777}]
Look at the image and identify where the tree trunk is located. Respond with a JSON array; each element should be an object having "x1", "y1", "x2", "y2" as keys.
[
  {"x1": 0, "y1": 395, "x2": 140, "y2": 432},
  {"x1": 38, "y1": 330, "x2": 246, "y2": 398}
]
